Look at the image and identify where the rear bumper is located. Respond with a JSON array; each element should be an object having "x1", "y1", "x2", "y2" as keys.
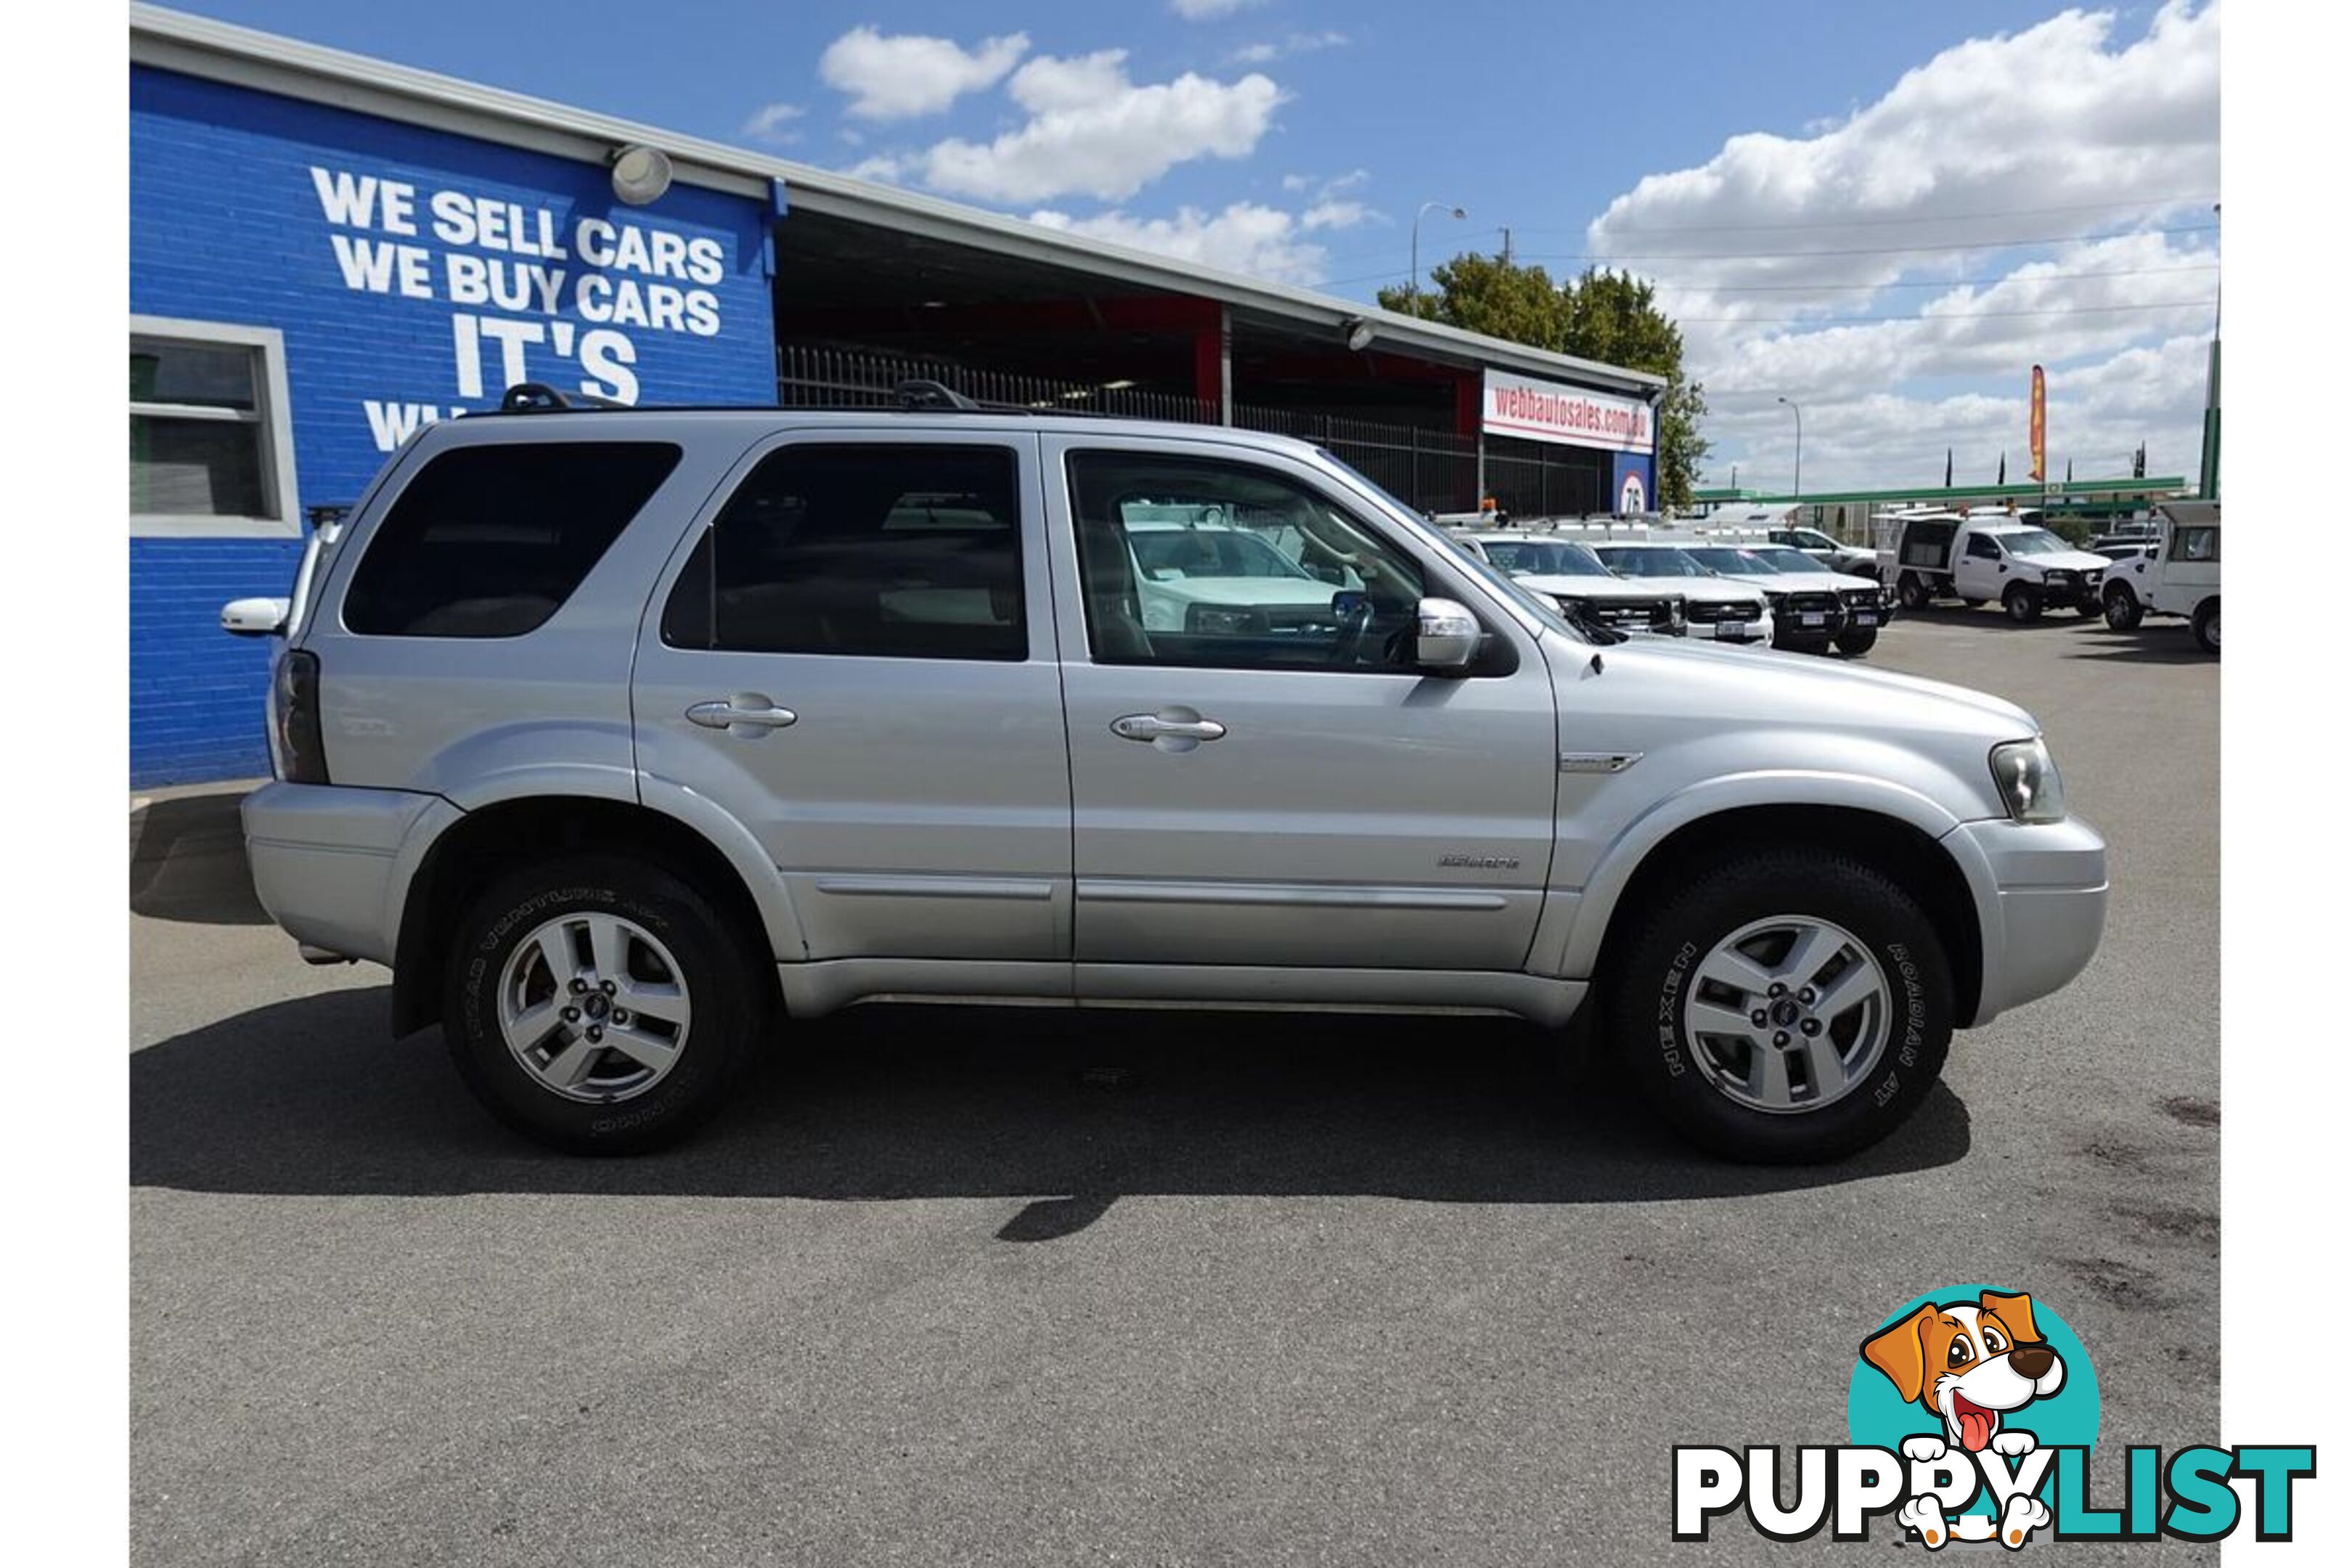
[
  {"x1": 242, "y1": 781, "x2": 457, "y2": 965},
  {"x1": 1947, "y1": 815, "x2": 2110, "y2": 1026}
]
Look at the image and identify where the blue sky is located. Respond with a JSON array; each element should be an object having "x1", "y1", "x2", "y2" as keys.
[{"x1": 163, "y1": 0, "x2": 2221, "y2": 491}]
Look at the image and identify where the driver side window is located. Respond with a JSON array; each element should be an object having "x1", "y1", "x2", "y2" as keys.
[
  {"x1": 1965, "y1": 534, "x2": 2002, "y2": 560},
  {"x1": 1066, "y1": 449, "x2": 1425, "y2": 671}
]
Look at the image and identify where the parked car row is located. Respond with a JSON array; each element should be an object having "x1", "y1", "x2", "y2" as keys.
[{"x1": 1445, "y1": 520, "x2": 1894, "y2": 656}]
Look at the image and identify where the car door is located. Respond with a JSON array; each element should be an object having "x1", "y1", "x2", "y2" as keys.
[
  {"x1": 1042, "y1": 434, "x2": 1559, "y2": 972},
  {"x1": 1955, "y1": 531, "x2": 2005, "y2": 598},
  {"x1": 632, "y1": 430, "x2": 1072, "y2": 963}
]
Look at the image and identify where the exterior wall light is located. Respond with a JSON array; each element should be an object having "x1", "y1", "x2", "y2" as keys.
[{"x1": 609, "y1": 144, "x2": 674, "y2": 205}]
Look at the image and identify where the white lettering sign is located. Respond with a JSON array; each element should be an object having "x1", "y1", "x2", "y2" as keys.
[{"x1": 309, "y1": 163, "x2": 731, "y2": 451}]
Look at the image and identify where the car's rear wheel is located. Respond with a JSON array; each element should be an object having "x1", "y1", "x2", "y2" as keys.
[
  {"x1": 2003, "y1": 584, "x2": 2043, "y2": 623},
  {"x1": 1897, "y1": 573, "x2": 1931, "y2": 611},
  {"x1": 2192, "y1": 597, "x2": 2220, "y2": 655},
  {"x1": 2103, "y1": 585, "x2": 2144, "y2": 630},
  {"x1": 1832, "y1": 629, "x2": 1878, "y2": 656},
  {"x1": 1603, "y1": 850, "x2": 1953, "y2": 1163},
  {"x1": 444, "y1": 854, "x2": 767, "y2": 1153}
]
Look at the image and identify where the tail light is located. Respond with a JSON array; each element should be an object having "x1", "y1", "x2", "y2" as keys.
[{"x1": 271, "y1": 650, "x2": 330, "y2": 783}]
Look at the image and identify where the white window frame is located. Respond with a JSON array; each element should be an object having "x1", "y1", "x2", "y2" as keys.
[{"x1": 130, "y1": 314, "x2": 302, "y2": 539}]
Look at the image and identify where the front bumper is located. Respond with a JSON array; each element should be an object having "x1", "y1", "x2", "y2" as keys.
[
  {"x1": 243, "y1": 781, "x2": 457, "y2": 965},
  {"x1": 1946, "y1": 814, "x2": 2110, "y2": 1026}
]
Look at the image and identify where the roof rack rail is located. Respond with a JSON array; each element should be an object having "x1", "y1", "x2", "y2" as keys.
[{"x1": 499, "y1": 382, "x2": 626, "y2": 413}]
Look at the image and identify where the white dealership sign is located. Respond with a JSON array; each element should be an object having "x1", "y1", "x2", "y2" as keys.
[{"x1": 1482, "y1": 368, "x2": 1654, "y2": 454}]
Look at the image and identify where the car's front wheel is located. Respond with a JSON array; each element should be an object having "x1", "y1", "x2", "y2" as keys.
[
  {"x1": 1833, "y1": 628, "x2": 1879, "y2": 656},
  {"x1": 1603, "y1": 850, "x2": 1954, "y2": 1163},
  {"x1": 444, "y1": 854, "x2": 769, "y2": 1153},
  {"x1": 2003, "y1": 584, "x2": 2043, "y2": 623},
  {"x1": 2103, "y1": 585, "x2": 2144, "y2": 630},
  {"x1": 2192, "y1": 597, "x2": 2220, "y2": 655}
]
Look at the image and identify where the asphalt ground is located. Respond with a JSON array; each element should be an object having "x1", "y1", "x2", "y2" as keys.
[{"x1": 130, "y1": 604, "x2": 2218, "y2": 1565}]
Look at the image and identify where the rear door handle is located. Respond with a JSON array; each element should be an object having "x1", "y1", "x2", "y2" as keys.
[
  {"x1": 1110, "y1": 712, "x2": 1226, "y2": 743},
  {"x1": 687, "y1": 698, "x2": 798, "y2": 732}
]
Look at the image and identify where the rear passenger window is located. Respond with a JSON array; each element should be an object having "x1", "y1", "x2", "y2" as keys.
[
  {"x1": 343, "y1": 441, "x2": 681, "y2": 637},
  {"x1": 661, "y1": 444, "x2": 1024, "y2": 661}
]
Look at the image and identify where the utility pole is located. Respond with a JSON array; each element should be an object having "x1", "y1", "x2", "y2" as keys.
[{"x1": 1500, "y1": 226, "x2": 1514, "y2": 265}]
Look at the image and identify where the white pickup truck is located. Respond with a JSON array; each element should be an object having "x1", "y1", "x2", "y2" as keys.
[
  {"x1": 2102, "y1": 502, "x2": 2219, "y2": 653},
  {"x1": 1879, "y1": 510, "x2": 2110, "y2": 623}
]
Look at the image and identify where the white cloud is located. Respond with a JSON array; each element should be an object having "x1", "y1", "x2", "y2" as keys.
[
  {"x1": 1026, "y1": 202, "x2": 1335, "y2": 286},
  {"x1": 1169, "y1": 0, "x2": 1262, "y2": 18},
  {"x1": 914, "y1": 52, "x2": 1284, "y2": 203},
  {"x1": 818, "y1": 26, "x2": 1030, "y2": 121},
  {"x1": 1574, "y1": 1, "x2": 2220, "y2": 490},
  {"x1": 1228, "y1": 30, "x2": 1349, "y2": 65},
  {"x1": 739, "y1": 102, "x2": 804, "y2": 143}
]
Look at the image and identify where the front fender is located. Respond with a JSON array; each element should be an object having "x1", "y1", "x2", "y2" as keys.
[{"x1": 1542, "y1": 769, "x2": 1988, "y2": 982}]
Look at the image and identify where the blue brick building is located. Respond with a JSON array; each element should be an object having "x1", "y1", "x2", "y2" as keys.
[
  {"x1": 129, "y1": 7, "x2": 1660, "y2": 785},
  {"x1": 130, "y1": 54, "x2": 775, "y2": 785}
]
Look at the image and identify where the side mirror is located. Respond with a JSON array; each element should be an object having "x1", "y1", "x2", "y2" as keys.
[
  {"x1": 221, "y1": 596, "x2": 289, "y2": 638},
  {"x1": 1414, "y1": 596, "x2": 1481, "y2": 672}
]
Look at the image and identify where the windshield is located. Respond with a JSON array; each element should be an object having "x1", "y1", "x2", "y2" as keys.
[
  {"x1": 2001, "y1": 528, "x2": 2073, "y2": 557},
  {"x1": 1683, "y1": 547, "x2": 1771, "y2": 575},
  {"x1": 1596, "y1": 544, "x2": 1715, "y2": 579},
  {"x1": 1480, "y1": 536, "x2": 1608, "y2": 577},
  {"x1": 1748, "y1": 546, "x2": 1826, "y2": 573},
  {"x1": 1312, "y1": 448, "x2": 1591, "y2": 642}
]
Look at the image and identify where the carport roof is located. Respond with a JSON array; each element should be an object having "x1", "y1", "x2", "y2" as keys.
[{"x1": 130, "y1": 3, "x2": 1667, "y2": 399}]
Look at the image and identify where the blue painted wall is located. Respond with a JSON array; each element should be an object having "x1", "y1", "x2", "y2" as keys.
[
  {"x1": 1610, "y1": 452, "x2": 1657, "y2": 514},
  {"x1": 129, "y1": 66, "x2": 777, "y2": 785}
]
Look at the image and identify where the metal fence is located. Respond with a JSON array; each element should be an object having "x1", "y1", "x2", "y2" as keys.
[
  {"x1": 777, "y1": 346, "x2": 1486, "y2": 514},
  {"x1": 1482, "y1": 445, "x2": 1605, "y2": 520}
]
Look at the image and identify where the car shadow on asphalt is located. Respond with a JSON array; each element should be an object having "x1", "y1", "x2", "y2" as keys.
[
  {"x1": 2062, "y1": 632, "x2": 2213, "y2": 665},
  {"x1": 130, "y1": 791, "x2": 269, "y2": 926},
  {"x1": 1892, "y1": 604, "x2": 2101, "y2": 632},
  {"x1": 130, "y1": 984, "x2": 1970, "y2": 1226}
]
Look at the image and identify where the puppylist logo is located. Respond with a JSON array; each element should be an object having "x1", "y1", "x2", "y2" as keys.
[{"x1": 1673, "y1": 1285, "x2": 2316, "y2": 1548}]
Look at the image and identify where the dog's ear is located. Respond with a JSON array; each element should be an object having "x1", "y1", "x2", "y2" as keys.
[
  {"x1": 1862, "y1": 1304, "x2": 1940, "y2": 1402},
  {"x1": 1980, "y1": 1289, "x2": 2045, "y2": 1346}
]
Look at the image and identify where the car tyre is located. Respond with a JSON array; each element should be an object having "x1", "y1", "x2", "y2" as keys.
[
  {"x1": 1603, "y1": 849, "x2": 1954, "y2": 1164},
  {"x1": 2192, "y1": 597, "x2": 2220, "y2": 655},
  {"x1": 1897, "y1": 573, "x2": 1931, "y2": 611},
  {"x1": 2103, "y1": 586, "x2": 2144, "y2": 631},
  {"x1": 444, "y1": 853, "x2": 769, "y2": 1153},
  {"x1": 2002, "y1": 584, "x2": 2043, "y2": 624},
  {"x1": 1832, "y1": 629, "x2": 1879, "y2": 656}
]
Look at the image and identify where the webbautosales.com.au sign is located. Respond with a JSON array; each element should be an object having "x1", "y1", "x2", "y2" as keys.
[{"x1": 1481, "y1": 368, "x2": 1654, "y2": 454}]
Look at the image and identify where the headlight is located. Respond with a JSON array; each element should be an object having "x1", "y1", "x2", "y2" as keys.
[{"x1": 1989, "y1": 737, "x2": 2068, "y2": 823}]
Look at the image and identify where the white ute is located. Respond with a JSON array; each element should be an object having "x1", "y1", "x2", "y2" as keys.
[
  {"x1": 1449, "y1": 529, "x2": 1688, "y2": 637},
  {"x1": 1678, "y1": 542, "x2": 1890, "y2": 656},
  {"x1": 1879, "y1": 508, "x2": 2110, "y2": 623},
  {"x1": 1591, "y1": 540, "x2": 1776, "y2": 645}
]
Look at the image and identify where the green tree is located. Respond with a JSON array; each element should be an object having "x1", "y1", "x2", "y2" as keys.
[{"x1": 1379, "y1": 258, "x2": 1711, "y2": 508}]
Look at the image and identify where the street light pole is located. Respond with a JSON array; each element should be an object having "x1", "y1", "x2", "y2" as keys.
[
  {"x1": 1412, "y1": 200, "x2": 1467, "y2": 296},
  {"x1": 1777, "y1": 396, "x2": 1802, "y2": 499}
]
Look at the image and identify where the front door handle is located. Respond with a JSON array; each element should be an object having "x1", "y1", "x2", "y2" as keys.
[
  {"x1": 1110, "y1": 711, "x2": 1226, "y2": 746},
  {"x1": 687, "y1": 697, "x2": 798, "y2": 732}
]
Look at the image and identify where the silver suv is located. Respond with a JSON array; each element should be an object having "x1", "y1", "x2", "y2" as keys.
[{"x1": 229, "y1": 388, "x2": 2109, "y2": 1162}]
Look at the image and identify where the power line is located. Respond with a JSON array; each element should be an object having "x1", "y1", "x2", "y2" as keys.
[
  {"x1": 1315, "y1": 222, "x2": 2221, "y2": 287},
  {"x1": 1515, "y1": 193, "x2": 2220, "y2": 237},
  {"x1": 1676, "y1": 298, "x2": 2212, "y2": 326},
  {"x1": 1651, "y1": 262, "x2": 2219, "y2": 295}
]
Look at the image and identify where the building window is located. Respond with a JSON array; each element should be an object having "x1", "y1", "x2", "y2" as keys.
[{"x1": 129, "y1": 316, "x2": 301, "y2": 536}]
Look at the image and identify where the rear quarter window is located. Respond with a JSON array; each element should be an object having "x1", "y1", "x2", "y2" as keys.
[{"x1": 342, "y1": 441, "x2": 682, "y2": 637}]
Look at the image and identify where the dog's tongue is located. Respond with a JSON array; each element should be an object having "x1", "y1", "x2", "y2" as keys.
[{"x1": 1953, "y1": 1397, "x2": 1995, "y2": 1453}]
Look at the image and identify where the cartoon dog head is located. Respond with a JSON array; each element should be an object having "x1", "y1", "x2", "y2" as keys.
[{"x1": 1862, "y1": 1290, "x2": 2065, "y2": 1453}]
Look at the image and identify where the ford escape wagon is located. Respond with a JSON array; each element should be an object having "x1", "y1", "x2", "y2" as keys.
[{"x1": 228, "y1": 385, "x2": 2109, "y2": 1163}]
